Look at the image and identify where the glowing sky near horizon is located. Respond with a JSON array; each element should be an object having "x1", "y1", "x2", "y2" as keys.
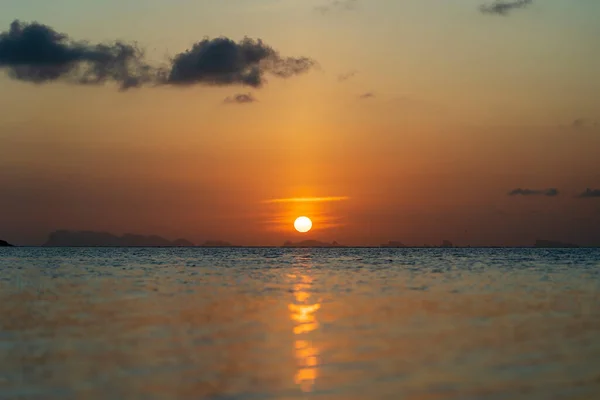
[{"x1": 0, "y1": 0, "x2": 599, "y2": 246}]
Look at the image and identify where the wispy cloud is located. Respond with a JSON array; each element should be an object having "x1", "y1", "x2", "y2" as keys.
[
  {"x1": 263, "y1": 196, "x2": 350, "y2": 204},
  {"x1": 358, "y1": 92, "x2": 375, "y2": 100},
  {"x1": 338, "y1": 70, "x2": 358, "y2": 82},
  {"x1": 578, "y1": 189, "x2": 600, "y2": 198},
  {"x1": 315, "y1": 0, "x2": 358, "y2": 15},
  {"x1": 572, "y1": 118, "x2": 586, "y2": 129},
  {"x1": 224, "y1": 93, "x2": 257, "y2": 104},
  {"x1": 570, "y1": 118, "x2": 598, "y2": 130},
  {"x1": 508, "y1": 188, "x2": 559, "y2": 197},
  {"x1": 480, "y1": 0, "x2": 533, "y2": 16}
]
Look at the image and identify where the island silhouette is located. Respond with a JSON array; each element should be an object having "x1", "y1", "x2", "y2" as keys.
[
  {"x1": 0, "y1": 240, "x2": 13, "y2": 247},
  {"x1": 282, "y1": 240, "x2": 345, "y2": 248},
  {"x1": 43, "y1": 230, "x2": 195, "y2": 247},
  {"x1": 199, "y1": 240, "x2": 235, "y2": 247},
  {"x1": 380, "y1": 241, "x2": 406, "y2": 248},
  {"x1": 534, "y1": 239, "x2": 579, "y2": 248},
  {"x1": 32, "y1": 230, "x2": 587, "y2": 248}
]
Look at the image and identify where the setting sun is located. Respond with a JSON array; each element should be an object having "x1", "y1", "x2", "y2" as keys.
[{"x1": 294, "y1": 217, "x2": 313, "y2": 233}]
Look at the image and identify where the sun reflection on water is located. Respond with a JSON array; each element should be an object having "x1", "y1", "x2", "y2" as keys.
[{"x1": 289, "y1": 265, "x2": 320, "y2": 393}]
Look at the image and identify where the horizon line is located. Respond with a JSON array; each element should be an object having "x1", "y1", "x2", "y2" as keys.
[{"x1": 6, "y1": 245, "x2": 596, "y2": 249}]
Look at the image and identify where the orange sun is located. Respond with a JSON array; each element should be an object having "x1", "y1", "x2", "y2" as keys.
[{"x1": 294, "y1": 216, "x2": 313, "y2": 233}]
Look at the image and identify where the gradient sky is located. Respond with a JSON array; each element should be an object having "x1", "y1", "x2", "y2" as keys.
[{"x1": 1, "y1": 0, "x2": 599, "y2": 246}]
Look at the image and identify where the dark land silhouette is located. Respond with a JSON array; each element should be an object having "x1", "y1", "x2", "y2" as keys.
[
  {"x1": 200, "y1": 240, "x2": 235, "y2": 247},
  {"x1": 534, "y1": 239, "x2": 579, "y2": 248},
  {"x1": 0, "y1": 240, "x2": 13, "y2": 247},
  {"x1": 29, "y1": 230, "x2": 589, "y2": 248},
  {"x1": 282, "y1": 240, "x2": 345, "y2": 248},
  {"x1": 380, "y1": 241, "x2": 406, "y2": 248},
  {"x1": 43, "y1": 230, "x2": 195, "y2": 247}
]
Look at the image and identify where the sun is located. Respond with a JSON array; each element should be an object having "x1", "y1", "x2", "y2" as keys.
[{"x1": 294, "y1": 216, "x2": 313, "y2": 233}]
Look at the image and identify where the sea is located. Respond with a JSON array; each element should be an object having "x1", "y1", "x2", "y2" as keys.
[{"x1": 0, "y1": 247, "x2": 599, "y2": 400}]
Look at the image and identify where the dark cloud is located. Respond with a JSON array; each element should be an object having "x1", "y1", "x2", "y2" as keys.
[
  {"x1": 163, "y1": 37, "x2": 315, "y2": 88},
  {"x1": 0, "y1": 20, "x2": 153, "y2": 90},
  {"x1": 338, "y1": 70, "x2": 357, "y2": 82},
  {"x1": 508, "y1": 188, "x2": 559, "y2": 197},
  {"x1": 480, "y1": 0, "x2": 533, "y2": 16},
  {"x1": 224, "y1": 93, "x2": 257, "y2": 104},
  {"x1": 0, "y1": 20, "x2": 316, "y2": 91},
  {"x1": 358, "y1": 92, "x2": 375, "y2": 100},
  {"x1": 316, "y1": 0, "x2": 358, "y2": 14},
  {"x1": 572, "y1": 118, "x2": 586, "y2": 129},
  {"x1": 570, "y1": 118, "x2": 598, "y2": 130},
  {"x1": 578, "y1": 189, "x2": 600, "y2": 198}
]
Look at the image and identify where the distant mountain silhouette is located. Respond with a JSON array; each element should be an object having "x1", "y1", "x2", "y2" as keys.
[
  {"x1": 282, "y1": 240, "x2": 344, "y2": 248},
  {"x1": 43, "y1": 230, "x2": 195, "y2": 247},
  {"x1": 200, "y1": 240, "x2": 234, "y2": 247},
  {"x1": 0, "y1": 240, "x2": 13, "y2": 247},
  {"x1": 380, "y1": 241, "x2": 406, "y2": 248},
  {"x1": 534, "y1": 239, "x2": 579, "y2": 248},
  {"x1": 441, "y1": 240, "x2": 454, "y2": 248}
]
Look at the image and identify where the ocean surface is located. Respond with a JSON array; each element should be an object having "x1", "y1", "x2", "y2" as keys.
[{"x1": 1, "y1": 248, "x2": 599, "y2": 400}]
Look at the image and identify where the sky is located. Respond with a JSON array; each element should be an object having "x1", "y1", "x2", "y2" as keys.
[{"x1": 1, "y1": 0, "x2": 599, "y2": 246}]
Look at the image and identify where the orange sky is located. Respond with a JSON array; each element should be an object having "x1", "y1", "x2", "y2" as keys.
[{"x1": 1, "y1": 1, "x2": 599, "y2": 246}]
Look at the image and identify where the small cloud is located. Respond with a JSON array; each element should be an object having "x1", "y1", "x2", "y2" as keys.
[
  {"x1": 572, "y1": 118, "x2": 586, "y2": 129},
  {"x1": 338, "y1": 70, "x2": 357, "y2": 82},
  {"x1": 508, "y1": 188, "x2": 559, "y2": 197},
  {"x1": 480, "y1": 0, "x2": 533, "y2": 16},
  {"x1": 570, "y1": 118, "x2": 598, "y2": 130},
  {"x1": 316, "y1": 0, "x2": 358, "y2": 15},
  {"x1": 358, "y1": 92, "x2": 375, "y2": 100},
  {"x1": 578, "y1": 188, "x2": 600, "y2": 198},
  {"x1": 224, "y1": 93, "x2": 257, "y2": 104},
  {"x1": 263, "y1": 196, "x2": 349, "y2": 204}
]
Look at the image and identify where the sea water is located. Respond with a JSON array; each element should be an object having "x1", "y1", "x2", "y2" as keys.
[{"x1": 0, "y1": 248, "x2": 599, "y2": 399}]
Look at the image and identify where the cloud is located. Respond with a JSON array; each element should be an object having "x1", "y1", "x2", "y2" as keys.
[
  {"x1": 508, "y1": 188, "x2": 559, "y2": 197},
  {"x1": 570, "y1": 118, "x2": 598, "y2": 130},
  {"x1": 338, "y1": 70, "x2": 357, "y2": 82},
  {"x1": 224, "y1": 93, "x2": 257, "y2": 104},
  {"x1": 164, "y1": 37, "x2": 315, "y2": 88},
  {"x1": 263, "y1": 196, "x2": 349, "y2": 204},
  {"x1": 572, "y1": 118, "x2": 586, "y2": 129},
  {"x1": 0, "y1": 20, "x2": 316, "y2": 90},
  {"x1": 480, "y1": 0, "x2": 533, "y2": 16},
  {"x1": 358, "y1": 92, "x2": 375, "y2": 100},
  {"x1": 316, "y1": 0, "x2": 358, "y2": 14},
  {"x1": 578, "y1": 189, "x2": 600, "y2": 198},
  {"x1": 0, "y1": 20, "x2": 152, "y2": 90}
]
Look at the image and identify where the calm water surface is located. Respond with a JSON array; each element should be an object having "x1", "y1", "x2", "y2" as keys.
[{"x1": 1, "y1": 248, "x2": 599, "y2": 399}]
